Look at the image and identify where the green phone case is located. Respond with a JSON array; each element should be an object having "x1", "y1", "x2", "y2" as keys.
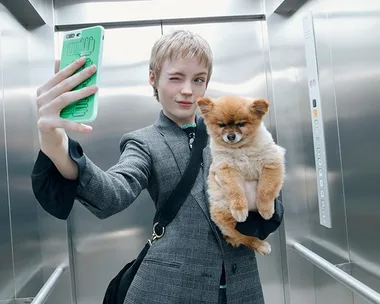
[{"x1": 59, "y1": 26, "x2": 104, "y2": 122}]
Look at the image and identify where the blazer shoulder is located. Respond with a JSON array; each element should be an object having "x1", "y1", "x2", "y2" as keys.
[{"x1": 118, "y1": 125, "x2": 159, "y2": 153}]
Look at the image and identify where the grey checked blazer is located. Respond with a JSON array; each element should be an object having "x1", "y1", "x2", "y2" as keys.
[{"x1": 32, "y1": 111, "x2": 265, "y2": 304}]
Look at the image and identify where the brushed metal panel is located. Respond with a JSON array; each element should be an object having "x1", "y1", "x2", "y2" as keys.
[
  {"x1": 0, "y1": 13, "x2": 16, "y2": 301},
  {"x1": 53, "y1": 0, "x2": 264, "y2": 28},
  {"x1": 352, "y1": 265, "x2": 380, "y2": 304},
  {"x1": 260, "y1": 16, "x2": 291, "y2": 304},
  {"x1": 28, "y1": 1, "x2": 75, "y2": 302},
  {"x1": 55, "y1": 25, "x2": 163, "y2": 304},
  {"x1": 328, "y1": 6, "x2": 380, "y2": 291},
  {"x1": 266, "y1": 0, "x2": 380, "y2": 303},
  {"x1": 0, "y1": 3, "x2": 43, "y2": 299},
  {"x1": 0, "y1": 300, "x2": 15, "y2": 304},
  {"x1": 163, "y1": 20, "x2": 285, "y2": 304},
  {"x1": 265, "y1": 1, "x2": 352, "y2": 304},
  {"x1": 0, "y1": 300, "x2": 36, "y2": 304},
  {"x1": 265, "y1": 5, "x2": 317, "y2": 303},
  {"x1": 303, "y1": 11, "x2": 350, "y2": 263},
  {"x1": 314, "y1": 267, "x2": 354, "y2": 304}
]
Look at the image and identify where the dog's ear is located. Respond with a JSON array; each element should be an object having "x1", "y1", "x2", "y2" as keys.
[
  {"x1": 250, "y1": 99, "x2": 269, "y2": 118},
  {"x1": 196, "y1": 97, "x2": 214, "y2": 116}
]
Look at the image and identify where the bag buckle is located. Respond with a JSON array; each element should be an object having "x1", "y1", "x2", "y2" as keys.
[{"x1": 148, "y1": 222, "x2": 165, "y2": 246}]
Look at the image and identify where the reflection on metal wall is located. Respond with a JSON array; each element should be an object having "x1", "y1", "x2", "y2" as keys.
[
  {"x1": 28, "y1": 0, "x2": 75, "y2": 302},
  {"x1": 0, "y1": 2, "x2": 44, "y2": 300},
  {"x1": 326, "y1": 6, "x2": 380, "y2": 303},
  {"x1": 0, "y1": 0, "x2": 73, "y2": 303},
  {"x1": 265, "y1": 0, "x2": 380, "y2": 303},
  {"x1": 53, "y1": 0, "x2": 263, "y2": 28},
  {"x1": 0, "y1": 19, "x2": 15, "y2": 301}
]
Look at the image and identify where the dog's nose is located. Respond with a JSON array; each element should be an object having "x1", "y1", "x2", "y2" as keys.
[{"x1": 227, "y1": 133, "x2": 236, "y2": 141}]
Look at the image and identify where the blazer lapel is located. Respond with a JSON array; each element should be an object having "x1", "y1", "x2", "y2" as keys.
[
  {"x1": 189, "y1": 141, "x2": 213, "y2": 220},
  {"x1": 154, "y1": 111, "x2": 190, "y2": 175},
  {"x1": 154, "y1": 111, "x2": 212, "y2": 220}
]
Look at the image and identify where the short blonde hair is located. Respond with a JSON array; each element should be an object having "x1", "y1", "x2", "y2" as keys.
[{"x1": 149, "y1": 29, "x2": 213, "y2": 100}]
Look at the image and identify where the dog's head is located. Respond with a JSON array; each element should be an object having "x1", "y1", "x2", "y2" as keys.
[{"x1": 196, "y1": 95, "x2": 269, "y2": 147}]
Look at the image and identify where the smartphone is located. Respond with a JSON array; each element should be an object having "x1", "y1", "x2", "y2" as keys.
[{"x1": 59, "y1": 25, "x2": 104, "y2": 123}]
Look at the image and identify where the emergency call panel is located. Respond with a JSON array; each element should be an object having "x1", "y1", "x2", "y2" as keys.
[{"x1": 303, "y1": 12, "x2": 332, "y2": 228}]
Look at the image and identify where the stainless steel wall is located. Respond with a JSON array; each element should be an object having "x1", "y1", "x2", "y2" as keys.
[
  {"x1": 0, "y1": 17, "x2": 14, "y2": 302},
  {"x1": 29, "y1": 0, "x2": 76, "y2": 302},
  {"x1": 53, "y1": 0, "x2": 264, "y2": 28},
  {"x1": 0, "y1": 3, "x2": 43, "y2": 301},
  {"x1": 0, "y1": 0, "x2": 73, "y2": 303},
  {"x1": 264, "y1": 0, "x2": 380, "y2": 303}
]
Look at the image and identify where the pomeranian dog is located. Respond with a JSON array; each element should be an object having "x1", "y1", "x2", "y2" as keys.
[{"x1": 196, "y1": 95, "x2": 285, "y2": 255}]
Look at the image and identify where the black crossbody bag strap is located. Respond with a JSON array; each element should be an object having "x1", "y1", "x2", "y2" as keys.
[
  {"x1": 109, "y1": 118, "x2": 208, "y2": 304},
  {"x1": 151, "y1": 117, "x2": 208, "y2": 239}
]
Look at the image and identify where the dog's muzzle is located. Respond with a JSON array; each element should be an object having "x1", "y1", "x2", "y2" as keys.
[{"x1": 223, "y1": 133, "x2": 242, "y2": 144}]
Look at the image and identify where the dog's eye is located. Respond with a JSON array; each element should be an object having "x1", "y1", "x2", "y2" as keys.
[
  {"x1": 218, "y1": 123, "x2": 226, "y2": 128},
  {"x1": 236, "y1": 122, "x2": 246, "y2": 127}
]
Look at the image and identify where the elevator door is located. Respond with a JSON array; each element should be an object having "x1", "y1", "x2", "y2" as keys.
[
  {"x1": 162, "y1": 20, "x2": 286, "y2": 304},
  {"x1": 0, "y1": 28, "x2": 15, "y2": 302}
]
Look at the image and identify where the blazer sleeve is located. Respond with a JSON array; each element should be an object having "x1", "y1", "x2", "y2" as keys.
[{"x1": 31, "y1": 134, "x2": 152, "y2": 220}]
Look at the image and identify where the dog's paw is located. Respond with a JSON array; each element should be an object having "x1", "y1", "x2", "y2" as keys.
[
  {"x1": 230, "y1": 206, "x2": 249, "y2": 222},
  {"x1": 256, "y1": 241, "x2": 271, "y2": 255},
  {"x1": 224, "y1": 236, "x2": 241, "y2": 248},
  {"x1": 258, "y1": 203, "x2": 275, "y2": 220}
]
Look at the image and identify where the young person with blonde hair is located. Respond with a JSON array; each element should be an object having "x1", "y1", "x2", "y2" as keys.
[{"x1": 32, "y1": 29, "x2": 270, "y2": 303}]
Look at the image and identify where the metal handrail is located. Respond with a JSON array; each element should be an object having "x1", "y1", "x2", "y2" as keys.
[
  {"x1": 31, "y1": 264, "x2": 67, "y2": 304},
  {"x1": 292, "y1": 242, "x2": 380, "y2": 304}
]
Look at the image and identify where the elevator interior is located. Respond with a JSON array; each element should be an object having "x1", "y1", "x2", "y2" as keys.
[{"x1": 0, "y1": 0, "x2": 380, "y2": 303}]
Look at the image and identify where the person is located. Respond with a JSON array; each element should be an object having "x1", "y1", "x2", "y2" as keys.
[{"x1": 31, "y1": 29, "x2": 268, "y2": 304}]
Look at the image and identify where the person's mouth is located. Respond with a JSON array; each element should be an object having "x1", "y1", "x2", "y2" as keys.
[{"x1": 177, "y1": 101, "x2": 193, "y2": 107}]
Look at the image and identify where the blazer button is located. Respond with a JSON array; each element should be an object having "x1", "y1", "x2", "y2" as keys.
[{"x1": 232, "y1": 263, "x2": 237, "y2": 274}]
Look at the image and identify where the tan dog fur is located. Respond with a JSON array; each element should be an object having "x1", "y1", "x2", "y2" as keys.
[{"x1": 196, "y1": 95, "x2": 286, "y2": 255}]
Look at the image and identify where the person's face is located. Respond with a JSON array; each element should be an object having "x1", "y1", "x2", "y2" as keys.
[{"x1": 149, "y1": 56, "x2": 209, "y2": 126}]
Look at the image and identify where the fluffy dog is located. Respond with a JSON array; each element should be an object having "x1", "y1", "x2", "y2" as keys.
[{"x1": 196, "y1": 95, "x2": 285, "y2": 255}]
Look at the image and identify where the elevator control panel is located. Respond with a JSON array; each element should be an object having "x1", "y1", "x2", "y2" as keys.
[{"x1": 303, "y1": 12, "x2": 332, "y2": 228}]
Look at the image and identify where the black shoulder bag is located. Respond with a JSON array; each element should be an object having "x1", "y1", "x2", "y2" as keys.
[{"x1": 102, "y1": 118, "x2": 208, "y2": 304}]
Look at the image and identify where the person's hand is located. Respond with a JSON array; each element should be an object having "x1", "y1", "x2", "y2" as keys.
[{"x1": 36, "y1": 57, "x2": 98, "y2": 136}]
